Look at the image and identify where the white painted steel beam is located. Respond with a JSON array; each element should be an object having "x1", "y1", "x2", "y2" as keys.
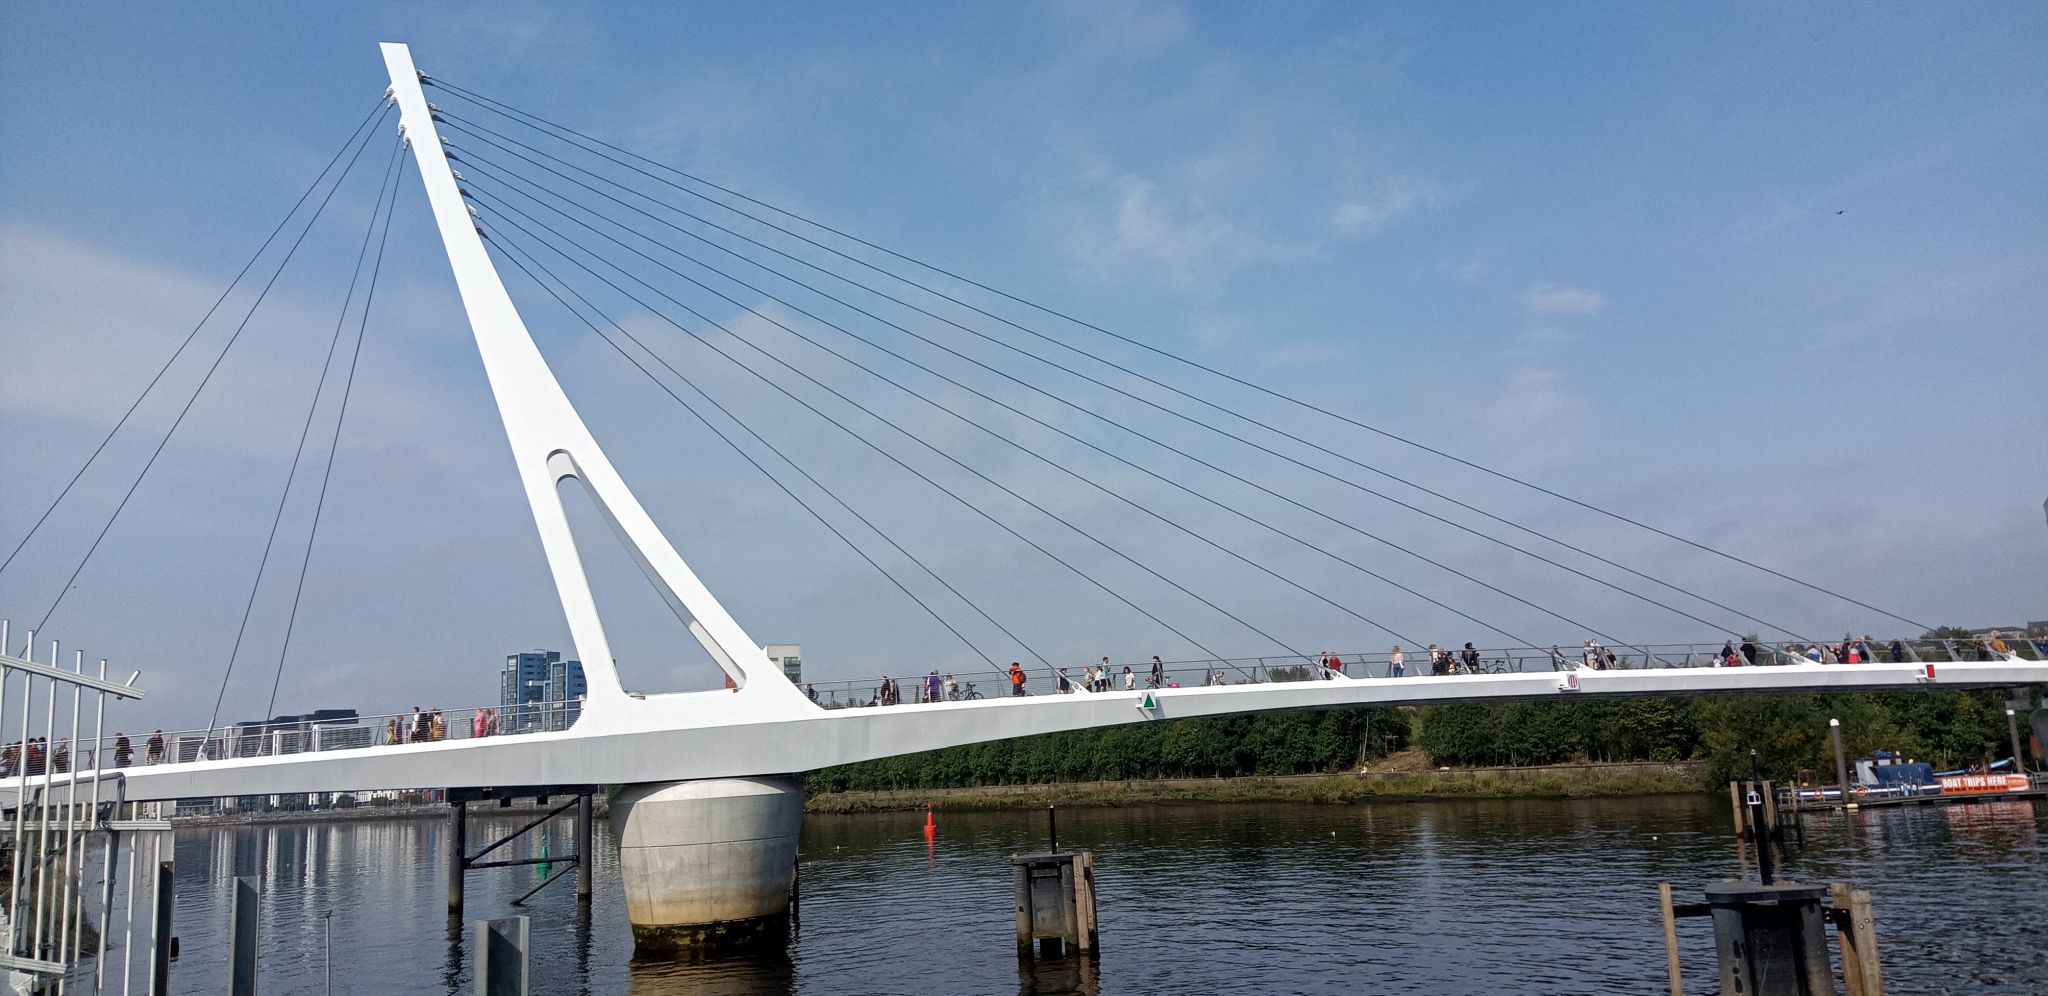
[{"x1": 79, "y1": 660, "x2": 2047, "y2": 802}]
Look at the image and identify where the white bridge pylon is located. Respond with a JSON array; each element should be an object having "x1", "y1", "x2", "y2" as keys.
[
  {"x1": 34, "y1": 43, "x2": 2043, "y2": 805},
  {"x1": 377, "y1": 42, "x2": 805, "y2": 719}
]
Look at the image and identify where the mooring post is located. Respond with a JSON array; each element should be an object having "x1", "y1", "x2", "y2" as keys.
[
  {"x1": 1656, "y1": 882, "x2": 1683, "y2": 996},
  {"x1": 1830, "y1": 718, "x2": 1855, "y2": 810},
  {"x1": 1012, "y1": 857, "x2": 1032, "y2": 958},
  {"x1": 1011, "y1": 851, "x2": 1099, "y2": 960},
  {"x1": 1830, "y1": 883, "x2": 1862, "y2": 995},
  {"x1": 1047, "y1": 805, "x2": 1058, "y2": 853},
  {"x1": 575, "y1": 792, "x2": 593, "y2": 904},
  {"x1": 2008, "y1": 708, "x2": 2027, "y2": 774},
  {"x1": 150, "y1": 859, "x2": 174, "y2": 996},
  {"x1": 1747, "y1": 750, "x2": 1778, "y2": 839},
  {"x1": 228, "y1": 875, "x2": 260, "y2": 996},
  {"x1": 1075, "y1": 851, "x2": 1098, "y2": 953},
  {"x1": 1828, "y1": 881, "x2": 1888, "y2": 996},
  {"x1": 1746, "y1": 783, "x2": 1774, "y2": 884},
  {"x1": 473, "y1": 916, "x2": 530, "y2": 996},
  {"x1": 449, "y1": 797, "x2": 467, "y2": 916},
  {"x1": 1705, "y1": 881, "x2": 1832, "y2": 996},
  {"x1": 1846, "y1": 887, "x2": 1883, "y2": 995}
]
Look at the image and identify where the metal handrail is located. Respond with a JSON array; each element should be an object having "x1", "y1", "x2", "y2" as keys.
[
  {"x1": 71, "y1": 636, "x2": 2047, "y2": 763},
  {"x1": 794, "y1": 636, "x2": 2045, "y2": 704}
]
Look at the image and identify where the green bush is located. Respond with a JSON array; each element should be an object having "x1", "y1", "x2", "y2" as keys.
[{"x1": 808, "y1": 707, "x2": 1410, "y2": 792}]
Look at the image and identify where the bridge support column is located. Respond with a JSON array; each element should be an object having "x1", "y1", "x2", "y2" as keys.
[{"x1": 610, "y1": 775, "x2": 804, "y2": 958}]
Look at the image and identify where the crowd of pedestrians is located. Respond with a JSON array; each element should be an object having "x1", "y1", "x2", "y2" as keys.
[
  {"x1": 1, "y1": 730, "x2": 149, "y2": 774},
  {"x1": 827, "y1": 630, "x2": 2041, "y2": 708}
]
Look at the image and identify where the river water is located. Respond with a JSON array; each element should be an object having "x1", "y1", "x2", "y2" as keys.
[{"x1": 152, "y1": 794, "x2": 2041, "y2": 994}]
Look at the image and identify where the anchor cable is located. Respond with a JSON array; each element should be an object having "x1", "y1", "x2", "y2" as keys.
[
  {"x1": 206, "y1": 135, "x2": 405, "y2": 735},
  {"x1": 33, "y1": 104, "x2": 393, "y2": 633},
  {"x1": 265, "y1": 153, "x2": 410, "y2": 720},
  {"x1": 425, "y1": 81, "x2": 1917, "y2": 633},
  {"x1": 0, "y1": 98, "x2": 391, "y2": 580}
]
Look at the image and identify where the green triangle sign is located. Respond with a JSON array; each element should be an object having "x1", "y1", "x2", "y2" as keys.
[{"x1": 1137, "y1": 692, "x2": 1158, "y2": 712}]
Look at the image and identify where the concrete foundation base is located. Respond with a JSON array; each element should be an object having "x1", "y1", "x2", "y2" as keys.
[{"x1": 610, "y1": 775, "x2": 804, "y2": 959}]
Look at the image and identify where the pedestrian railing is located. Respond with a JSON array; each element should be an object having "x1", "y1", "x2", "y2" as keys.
[
  {"x1": 1, "y1": 620, "x2": 173, "y2": 992},
  {"x1": 797, "y1": 636, "x2": 2045, "y2": 705},
  {"x1": 52, "y1": 634, "x2": 2045, "y2": 780},
  {"x1": 23, "y1": 699, "x2": 588, "y2": 783}
]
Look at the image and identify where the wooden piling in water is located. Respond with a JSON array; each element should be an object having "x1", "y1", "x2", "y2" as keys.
[
  {"x1": 1657, "y1": 882, "x2": 1683, "y2": 996},
  {"x1": 448, "y1": 799, "x2": 467, "y2": 916},
  {"x1": 1661, "y1": 878, "x2": 1889, "y2": 996},
  {"x1": 1829, "y1": 882, "x2": 1884, "y2": 996},
  {"x1": 1011, "y1": 851, "x2": 1098, "y2": 959},
  {"x1": 1729, "y1": 780, "x2": 1781, "y2": 839}
]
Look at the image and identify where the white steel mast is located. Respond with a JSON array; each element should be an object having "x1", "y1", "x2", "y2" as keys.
[{"x1": 378, "y1": 42, "x2": 799, "y2": 712}]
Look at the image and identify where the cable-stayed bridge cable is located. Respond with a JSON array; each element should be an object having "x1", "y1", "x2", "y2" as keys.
[
  {"x1": 480, "y1": 206, "x2": 1272, "y2": 670},
  {"x1": 206, "y1": 136, "x2": 405, "y2": 735},
  {"x1": 491, "y1": 213, "x2": 1424, "y2": 649},
  {"x1": 0, "y1": 98, "x2": 391, "y2": 580},
  {"x1": 464, "y1": 174, "x2": 1453, "y2": 646},
  {"x1": 425, "y1": 81, "x2": 1920, "y2": 633},
  {"x1": 486, "y1": 228, "x2": 1031, "y2": 672},
  {"x1": 465, "y1": 176, "x2": 1605, "y2": 647},
  {"x1": 33, "y1": 105, "x2": 394, "y2": 633},
  {"x1": 439, "y1": 123, "x2": 1786, "y2": 642},
  {"x1": 265, "y1": 153, "x2": 410, "y2": 719}
]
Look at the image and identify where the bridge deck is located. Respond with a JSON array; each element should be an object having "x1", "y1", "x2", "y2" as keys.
[{"x1": 24, "y1": 660, "x2": 2039, "y2": 803}]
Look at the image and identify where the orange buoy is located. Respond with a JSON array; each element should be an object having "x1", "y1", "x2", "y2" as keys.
[{"x1": 923, "y1": 802, "x2": 937, "y2": 839}]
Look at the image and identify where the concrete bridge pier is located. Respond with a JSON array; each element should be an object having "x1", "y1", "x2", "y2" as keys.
[{"x1": 610, "y1": 775, "x2": 805, "y2": 958}]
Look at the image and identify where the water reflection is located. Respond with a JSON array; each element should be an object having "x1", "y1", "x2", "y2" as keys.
[
  {"x1": 1017, "y1": 954, "x2": 1099, "y2": 996},
  {"x1": 157, "y1": 797, "x2": 2046, "y2": 995},
  {"x1": 629, "y1": 947, "x2": 795, "y2": 995}
]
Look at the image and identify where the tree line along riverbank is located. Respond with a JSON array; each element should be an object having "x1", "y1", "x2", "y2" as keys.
[
  {"x1": 805, "y1": 760, "x2": 1705, "y2": 814},
  {"x1": 803, "y1": 688, "x2": 2038, "y2": 806}
]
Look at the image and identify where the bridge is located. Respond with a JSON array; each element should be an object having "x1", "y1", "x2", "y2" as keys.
[{"x1": 3, "y1": 41, "x2": 2041, "y2": 963}]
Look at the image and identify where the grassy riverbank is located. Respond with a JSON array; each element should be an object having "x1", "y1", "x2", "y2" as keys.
[{"x1": 805, "y1": 756, "x2": 1707, "y2": 814}]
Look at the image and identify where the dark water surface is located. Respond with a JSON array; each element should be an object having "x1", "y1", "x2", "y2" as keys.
[{"x1": 162, "y1": 794, "x2": 2043, "y2": 994}]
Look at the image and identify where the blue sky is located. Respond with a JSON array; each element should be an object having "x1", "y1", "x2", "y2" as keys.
[{"x1": 2, "y1": 2, "x2": 2043, "y2": 726}]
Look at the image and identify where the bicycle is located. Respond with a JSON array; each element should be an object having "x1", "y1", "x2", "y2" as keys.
[{"x1": 949, "y1": 683, "x2": 984, "y2": 701}]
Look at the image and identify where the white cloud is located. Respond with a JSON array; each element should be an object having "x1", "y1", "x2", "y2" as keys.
[
  {"x1": 1447, "y1": 249, "x2": 1500, "y2": 283},
  {"x1": 1065, "y1": 174, "x2": 1315, "y2": 293},
  {"x1": 1053, "y1": 0, "x2": 1191, "y2": 57},
  {"x1": 1523, "y1": 283, "x2": 1607, "y2": 317},
  {"x1": 1330, "y1": 175, "x2": 1443, "y2": 237},
  {"x1": 1476, "y1": 367, "x2": 1592, "y2": 467},
  {"x1": 1521, "y1": 326, "x2": 1579, "y2": 346}
]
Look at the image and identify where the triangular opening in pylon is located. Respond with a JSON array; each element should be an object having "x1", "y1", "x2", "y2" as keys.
[{"x1": 555, "y1": 475, "x2": 740, "y2": 694}]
